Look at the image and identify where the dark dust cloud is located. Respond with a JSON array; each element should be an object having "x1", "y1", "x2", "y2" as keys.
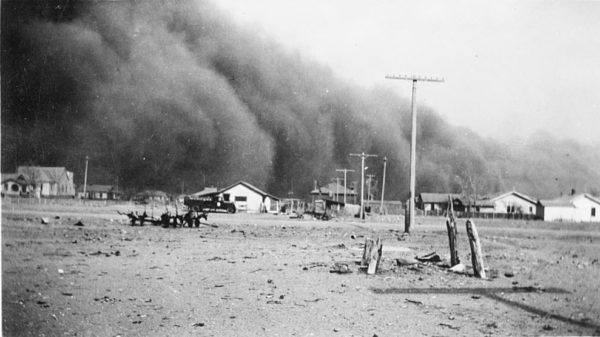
[{"x1": 2, "y1": 0, "x2": 599, "y2": 199}]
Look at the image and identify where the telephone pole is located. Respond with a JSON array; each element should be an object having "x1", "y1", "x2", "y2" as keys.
[
  {"x1": 380, "y1": 156, "x2": 387, "y2": 214},
  {"x1": 385, "y1": 74, "x2": 444, "y2": 233},
  {"x1": 349, "y1": 152, "x2": 377, "y2": 220},
  {"x1": 83, "y1": 155, "x2": 89, "y2": 200},
  {"x1": 336, "y1": 168, "x2": 355, "y2": 204},
  {"x1": 366, "y1": 174, "x2": 376, "y2": 201}
]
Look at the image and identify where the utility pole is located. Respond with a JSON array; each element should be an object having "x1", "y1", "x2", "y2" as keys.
[
  {"x1": 386, "y1": 74, "x2": 444, "y2": 233},
  {"x1": 83, "y1": 155, "x2": 89, "y2": 200},
  {"x1": 336, "y1": 168, "x2": 355, "y2": 204},
  {"x1": 366, "y1": 174, "x2": 376, "y2": 201},
  {"x1": 349, "y1": 152, "x2": 377, "y2": 220},
  {"x1": 380, "y1": 156, "x2": 387, "y2": 214}
]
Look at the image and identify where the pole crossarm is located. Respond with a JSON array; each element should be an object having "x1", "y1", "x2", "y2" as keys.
[{"x1": 385, "y1": 74, "x2": 445, "y2": 83}]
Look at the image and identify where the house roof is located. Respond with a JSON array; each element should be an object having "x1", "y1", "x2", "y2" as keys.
[
  {"x1": 190, "y1": 187, "x2": 218, "y2": 197},
  {"x1": 136, "y1": 190, "x2": 168, "y2": 198},
  {"x1": 419, "y1": 193, "x2": 461, "y2": 203},
  {"x1": 220, "y1": 181, "x2": 280, "y2": 201},
  {"x1": 540, "y1": 194, "x2": 600, "y2": 208},
  {"x1": 311, "y1": 182, "x2": 356, "y2": 196},
  {"x1": 77, "y1": 184, "x2": 115, "y2": 193},
  {"x1": 1, "y1": 173, "x2": 20, "y2": 183},
  {"x1": 16, "y1": 166, "x2": 71, "y2": 183},
  {"x1": 489, "y1": 190, "x2": 538, "y2": 204}
]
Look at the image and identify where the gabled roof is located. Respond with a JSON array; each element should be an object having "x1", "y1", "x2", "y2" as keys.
[
  {"x1": 190, "y1": 187, "x2": 218, "y2": 197},
  {"x1": 419, "y1": 193, "x2": 461, "y2": 203},
  {"x1": 311, "y1": 182, "x2": 356, "y2": 196},
  {"x1": 489, "y1": 190, "x2": 537, "y2": 204},
  {"x1": 77, "y1": 184, "x2": 115, "y2": 193},
  {"x1": 16, "y1": 166, "x2": 71, "y2": 183},
  {"x1": 1, "y1": 173, "x2": 20, "y2": 182},
  {"x1": 540, "y1": 194, "x2": 600, "y2": 208},
  {"x1": 220, "y1": 181, "x2": 280, "y2": 200}
]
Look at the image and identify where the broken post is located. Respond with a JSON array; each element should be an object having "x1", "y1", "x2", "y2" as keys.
[
  {"x1": 362, "y1": 238, "x2": 383, "y2": 274},
  {"x1": 466, "y1": 219, "x2": 486, "y2": 278},
  {"x1": 446, "y1": 195, "x2": 460, "y2": 266}
]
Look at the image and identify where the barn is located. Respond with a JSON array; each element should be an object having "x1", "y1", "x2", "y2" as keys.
[
  {"x1": 218, "y1": 181, "x2": 280, "y2": 213},
  {"x1": 537, "y1": 194, "x2": 600, "y2": 222}
]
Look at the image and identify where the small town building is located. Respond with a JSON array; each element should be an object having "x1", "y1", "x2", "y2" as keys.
[
  {"x1": 537, "y1": 194, "x2": 600, "y2": 222},
  {"x1": 134, "y1": 190, "x2": 169, "y2": 204},
  {"x1": 1, "y1": 173, "x2": 30, "y2": 197},
  {"x1": 310, "y1": 182, "x2": 357, "y2": 203},
  {"x1": 417, "y1": 193, "x2": 462, "y2": 213},
  {"x1": 220, "y1": 181, "x2": 280, "y2": 213},
  {"x1": 3, "y1": 166, "x2": 76, "y2": 198},
  {"x1": 77, "y1": 184, "x2": 120, "y2": 200},
  {"x1": 478, "y1": 190, "x2": 538, "y2": 215}
]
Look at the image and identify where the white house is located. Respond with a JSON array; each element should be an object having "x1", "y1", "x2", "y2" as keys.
[
  {"x1": 537, "y1": 194, "x2": 600, "y2": 222},
  {"x1": 479, "y1": 190, "x2": 538, "y2": 215},
  {"x1": 218, "y1": 181, "x2": 280, "y2": 213},
  {"x1": 1, "y1": 173, "x2": 29, "y2": 196}
]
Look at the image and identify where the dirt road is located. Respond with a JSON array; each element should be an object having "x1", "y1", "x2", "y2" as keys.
[{"x1": 3, "y1": 206, "x2": 600, "y2": 336}]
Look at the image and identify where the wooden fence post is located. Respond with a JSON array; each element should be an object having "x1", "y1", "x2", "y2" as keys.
[
  {"x1": 446, "y1": 195, "x2": 460, "y2": 266},
  {"x1": 466, "y1": 219, "x2": 486, "y2": 278},
  {"x1": 362, "y1": 238, "x2": 383, "y2": 275}
]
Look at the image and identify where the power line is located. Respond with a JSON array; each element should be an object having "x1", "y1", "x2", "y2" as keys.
[
  {"x1": 385, "y1": 74, "x2": 444, "y2": 233},
  {"x1": 335, "y1": 168, "x2": 355, "y2": 204}
]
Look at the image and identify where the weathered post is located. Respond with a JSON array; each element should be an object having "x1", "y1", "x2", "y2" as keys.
[
  {"x1": 362, "y1": 238, "x2": 383, "y2": 275},
  {"x1": 466, "y1": 219, "x2": 486, "y2": 278},
  {"x1": 446, "y1": 195, "x2": 460, "y2": 266},
  {"x1": 404, "y1": 200, "x2": 410, "y2": 231}
]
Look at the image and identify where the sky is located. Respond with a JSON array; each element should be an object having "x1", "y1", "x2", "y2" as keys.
[{"x1": 214, "y1": 0, "x2": 600, "y2": 145}]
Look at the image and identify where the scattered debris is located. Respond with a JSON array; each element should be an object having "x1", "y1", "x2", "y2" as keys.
[
  {"x1": 54, "y1": 216, "x2": 61, "y2": 220},
  {"x1": 396, "y1": 257, "x2": 419, "y2": 267},
  {"x1": 303, "y1": 298, "x2": 324, "y2": 303},
  {"x1": 439, "y1": 323, "x2": 460, "y2": 330},
  {"x1": 416, "y1": 252, "x2": 441, "y2": 263},
  {"x1": 486, "y1": 322, "x2": 498, "y2": 329},
  {"x1": 504, "y1": 271, "x2": 515, "y2": 278},
  {"x1": 73, "y1": 221, "x2": 85, "y2": 227},
  {"x1": 41, "y1": 217, "x2": 49, "y2": 225},
  {"x1": 405, "y1": 299, "x2": 423, "y2": 306},
  {"x1": 542, "y1": 324, "x2": 554, "y2": 331},
  {"x1": 449, "y1": 263, "x2": 466, "y2": 273},
  {"x1": 192, "y1": 322, "x2": 205, "y2": 327},
  {"x1": 330, "y1": 263, "x2": 352, "y2": 274}
]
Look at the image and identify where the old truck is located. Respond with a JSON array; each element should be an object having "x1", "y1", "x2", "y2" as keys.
[{"x1": 183, "y1": 195, "x2": 236, "y2": 213}]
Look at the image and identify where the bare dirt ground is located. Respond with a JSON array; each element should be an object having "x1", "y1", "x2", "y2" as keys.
[{"x1": 2, "y1": 202, "x2": 600, "y2": 336}]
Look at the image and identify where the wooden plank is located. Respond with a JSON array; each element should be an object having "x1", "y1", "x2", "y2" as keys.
[
  {"x1": 362, "y1": 239, "x2": 374, "y2": 266},
  {"x1": 363, "y1": 238, "x2": 383, "y2": 275},
  {"x1": 446, "y1": 195, "x2": 460, "y2": 266},
  {"x1": 466, "y1": 219, "x2": 486, "y2": 278}
]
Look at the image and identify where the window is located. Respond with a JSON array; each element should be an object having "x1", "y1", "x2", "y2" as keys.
[
  {"x1": 11, "y1": 184, "x2": 19, "y2": 192},
  {"x1": 235, "y1": 196, "x2": 247, "y2": 202},
  {"x1": 223, "y1": 193, "x2": 230, "y2": 201},
  {"x1": 529, "y1": 206, "x2": 533, "y2": 213},
  {"x1": 592, "y1": 208, "x2": 596, "y2": 217}
]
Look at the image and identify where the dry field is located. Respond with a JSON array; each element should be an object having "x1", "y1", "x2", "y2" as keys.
[{"x1": 2, "y1": 202, "x2": 600, "y2": 336}]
